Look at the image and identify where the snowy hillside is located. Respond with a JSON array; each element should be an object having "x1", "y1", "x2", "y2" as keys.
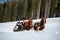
[{"x1": 0, "y1": 17, "x2": 60, "y2": 40}]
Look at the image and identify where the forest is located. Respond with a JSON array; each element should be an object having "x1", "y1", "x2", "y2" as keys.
[{"x1": 0, "y1": 0, "x2": 60, "y2": 22}]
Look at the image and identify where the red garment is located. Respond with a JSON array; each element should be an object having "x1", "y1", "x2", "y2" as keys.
[{"x1": 25, "y1": 21, "x2": 30, "y2": 26}]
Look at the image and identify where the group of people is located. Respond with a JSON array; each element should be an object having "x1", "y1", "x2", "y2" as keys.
[{"x1": 13, "y1": 17, "x2": 46, "y2": 32}]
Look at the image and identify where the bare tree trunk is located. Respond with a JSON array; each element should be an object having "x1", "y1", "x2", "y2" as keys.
[
  {"x1": 23, "y1": 0, "x2": 28, "y2": 18},
  {"x1": 31, "y1": 0, "x2": 34, "y2": 18},
  {"x1": 0, "y1": 4, "x2": 3, "y2": 22},
  {"x1": 31, "y1": 10, "x2": 33, "y2": 18},
  {"x1": 44, "y1": 0, "x2": 51, "y2": 18},
  {"x1": 47, "y1": 0, "x2": 51, "y2": 18},
  {"x1": 44, "y1": 0, "x2": 48, "y2": 17},
  {"x1": 12, "y1": 1, "x2": 18, "y2": 21},
  {"x1": 36, "y1": 0, "x2": 42, "y2": 19}
]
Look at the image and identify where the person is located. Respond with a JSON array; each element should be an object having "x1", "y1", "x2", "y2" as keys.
[
  {"x1": 34, "y1": 22, "x2": 40, "y2": 31},
  {"x1": 23, "y1": 18, "x2": 33, "y2": 30},
  {"x1": 25, "y1": 18, "x2": 32, "y2": 27},
  {"x1": 39, "y1": 17, "x2": 46, "y2": 30},
  {"x1": 40, "y1": 17, "x2": 46, "y2": 26},
  {"x1": 22, "y1": 17, "x2": 26, "y2": 26},
  {"x1": 34, "y1": 17, "x2": 46, "y2": 31},
  {"x1": 13, "y1": 22, "x2": 23, "y2": 31}
]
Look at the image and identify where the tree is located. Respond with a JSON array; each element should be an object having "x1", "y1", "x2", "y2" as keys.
[
  {"x1": 11, "y1": 1, "x2": 18, "y2": 21},
  {"x1": 44, "y1": 0, "x2": 51, "y2": 18},
  {"x1": 0, "y1": 3, "x2": 3, "y2": 22},
  {"x1": 54, "y1": 0, "x2": 60, "y2": 17},
  {"x1": 36, "y1": 0, "x2": 42, "y2": 19},
  {"x1": 2, "y1": 2, "x2": 11, "y2": 22}
]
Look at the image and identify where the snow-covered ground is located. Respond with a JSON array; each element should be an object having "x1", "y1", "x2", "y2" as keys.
[{"x1": 0, "y1": 17, "x2": 60, "y2": 40}]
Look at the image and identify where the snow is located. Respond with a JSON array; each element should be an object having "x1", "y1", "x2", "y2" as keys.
[{"x1": 0, "y1": 17, "x2": 60, "y2": 40}]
